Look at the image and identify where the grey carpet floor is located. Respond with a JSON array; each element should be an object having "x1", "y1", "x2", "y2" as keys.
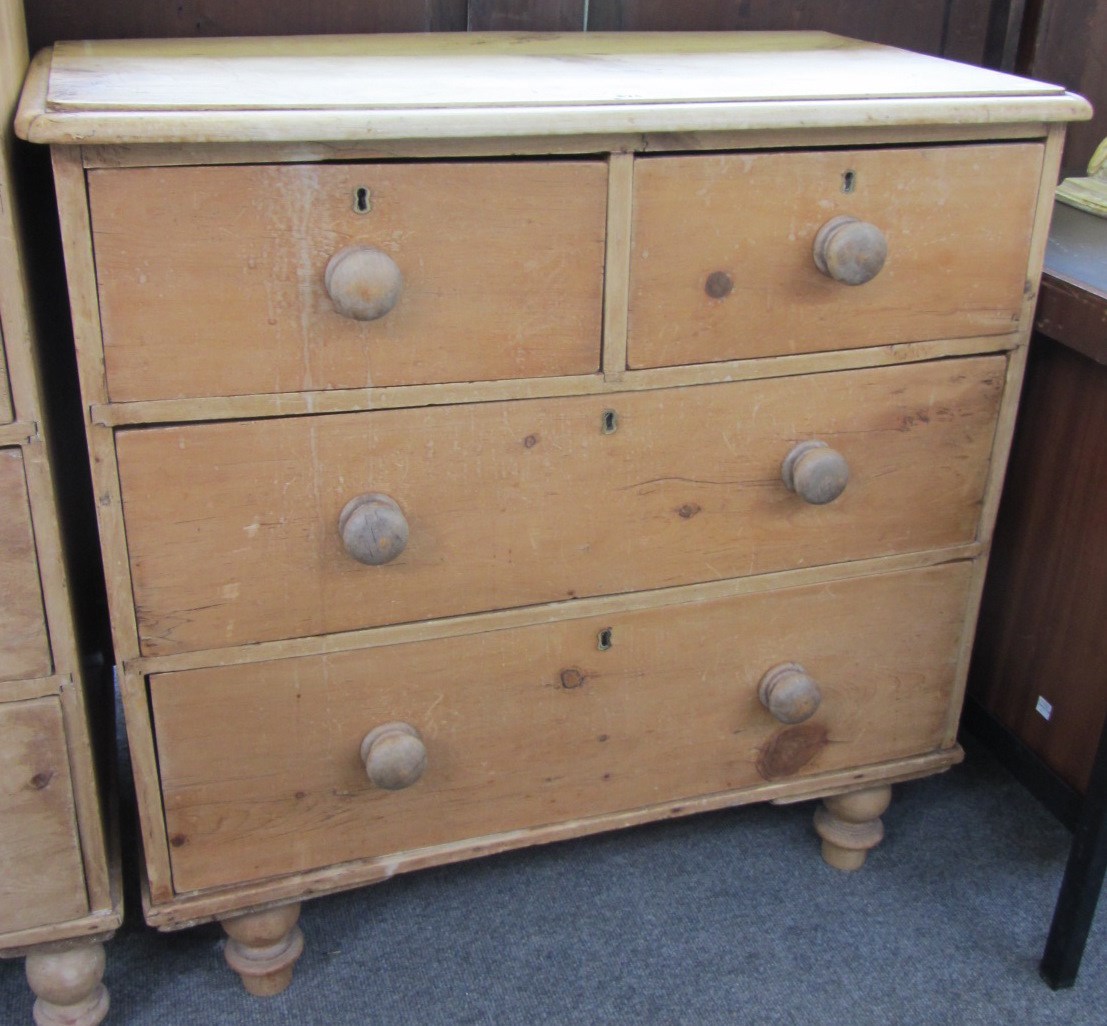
[{"x1": 3, "y1": 737, "x2": 1105, "y2": 1025}]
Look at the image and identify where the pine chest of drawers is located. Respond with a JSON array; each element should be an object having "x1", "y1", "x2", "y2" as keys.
[
  {"x1": 16, "y1": 31, "x2": 1089, "y2": 995},
  {"x1": 1, "y1": 2, "x2": 120, "y2": 1023}
]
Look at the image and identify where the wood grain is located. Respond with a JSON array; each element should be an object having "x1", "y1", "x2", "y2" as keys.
[
  {"x1": 116, "y1": 357, "x2": 1004, "y2": 657},
  {"x1": 0, "y1": 698, "x2": 88, "y2": 932},
  {"x1": 88, "y1": 160, "x2": 606, "y2": 402},
  {"x1": 0, "y1": 448, "x2": 51, "y2": 681},
  {"x1": 151, "y1": 561, "x2": 972, "y2": 893},
  {"x1": 627, "y1": 143, "x2": 1043, "y2": 369}
]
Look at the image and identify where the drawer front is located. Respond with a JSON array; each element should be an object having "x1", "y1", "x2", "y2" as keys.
[
  {"x1": 0, "y1": 324, "x2": 12, "y2": 423},
  {"x1": 0, "y1": 447, "x2": 51, "y2": 682},
  {"x1": 0, "y1": 697, "x2": 89, "y2": 932},
  {"x1": 88, "y1": 160, "x2": 608, "y2": 402},
  {"x1": 118, "y1": 356, "x2": 1004, "y2": 656},
  {"x1": 628, "y1": 143, "x2": 1042, "y2": 369},
  {"x1": 151, "y1": 561, "x2": 972, "y2": 892}
]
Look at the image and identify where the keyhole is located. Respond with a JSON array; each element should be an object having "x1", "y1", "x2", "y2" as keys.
[
  {"x1": 597, "y1": 628, "x2": 613, "y2": 651},
  {"x1": 841, "y1": 170, "x2": 856, "y2": 194},
  {"x1": 353, "y1": 186, "x2": 372, "y2": 214},
  {"x1": 602, "y1": 410, "x2": 618, "y2": 434}
]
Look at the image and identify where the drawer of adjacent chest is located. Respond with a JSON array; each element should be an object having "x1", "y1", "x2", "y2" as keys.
[
  {"x1": 117, "y1": 356, "x2": 1003, "y2": 657},
  {"x1": 628, "y1": 143, "x2": 1043, "y2": 369},
  {"x1": 0, "y1": 325, "x2": 13, "y2": 424},
  {"x1": 0, "y1": 697, "x2": 89, "y2": 931},
  {"x1": 0, "y1": 447, "x2": 51, "y2": 682},
  {"x1": 150, "y1": 561, "x2": 972, "y2": 893},
  {"x1": 87, "y1": 160, "x2": 607, "y2": 402}
]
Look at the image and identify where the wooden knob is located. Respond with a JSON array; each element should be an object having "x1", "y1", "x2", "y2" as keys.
[
  {"x1": 324, "y1": 245, "x2": 403, "y2": 320},
  {"x1": 813, "y1": 215, "x2": 887, "y2": 286},
  {"x1": 758, "y1": 662, "x2": 822, "y2": 724},
  {"x1": 781, "y1": 441, "x2": 849, "y2": 505},
  {"x1": 339, "y1": 493, "x2": 408, "y2": 565},
  {"x1": 360, "y1": 722, "x2": 427, "y2": 790}
]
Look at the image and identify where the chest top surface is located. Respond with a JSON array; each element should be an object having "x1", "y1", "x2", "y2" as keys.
[{"x1": 15, "y1": 31, "x2": 1090, "y2": 145}]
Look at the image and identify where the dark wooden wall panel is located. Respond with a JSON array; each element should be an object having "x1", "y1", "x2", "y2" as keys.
[
  {"x1": 1019, "y1": 0, "x2": 1107, "y2": 173},
  {"x1": 944, "y1": 0, "x2": 996, "y2": 63},
  {"x1": 969, "y1": 334, "x2": 1107, "y2": 794},
  {"x1": 26, "y1": 1, "x2": 995, "y2": 65},
  {"x1": 467, "y1": 0, "x2": 585, "y2": 30},
  {"x1": 586, "y1": 0, "x2": 955, "y2": 56},
  {"x1": 25, "y1": 2, "x2": 467, "y2": 50}
]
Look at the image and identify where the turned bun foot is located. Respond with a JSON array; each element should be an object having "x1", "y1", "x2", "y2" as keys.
[
  {"x1": 25, "y1": 943, "x2": 109, "y2": 1026},
  {"x1": 221, "y1": 903, "x2": 304, "y2": 997},
  {"x1": 813, "y1": 784, "x2": 893, "y2": 872}
]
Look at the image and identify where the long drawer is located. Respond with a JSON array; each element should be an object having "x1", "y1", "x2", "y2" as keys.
[
  {"x1": 0, "y1": 447, "x2": 51, "y2": 681},
  {"x1": 87, "y1": 160, "x2": 608, "y2": 402},
  {"x1": 151, "y1": 561, "x2": 972, "y2": 893},
  {"x1": 628, "y1": 143, "x2": 1042, "y2": 369},
  {"x1": 117, "y1": 356, "x2": 1004, "y2": 656}
]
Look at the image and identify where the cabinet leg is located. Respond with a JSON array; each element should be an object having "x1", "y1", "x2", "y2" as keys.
[
  {"x1": 813, "y1": 784, "x2": 893, "y2": 871},
  {"x1": 24, "y1": 943, "x2": 109, "y2": 1026},
  {"x1": 221, "y1": 903, "x2": 304, "y2": 996}
]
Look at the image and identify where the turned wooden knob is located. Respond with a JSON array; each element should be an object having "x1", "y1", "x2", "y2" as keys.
[
  {"x1": 324, "y1": 245, "x2": 403, "y2": 320},
  {"x1": 781, "y1": 440, "x2": 849, "y2": 505},
  {"x1": 758, "y1": 662, "x2": 823, "y2": 724},
  {"x1": 360, "y1": 722, "x2": 427, "y2": 790},
  {"x1": 813, "y1": 215, "x2": 887, "y2": 285},
  {"x1": 339, "y1": 493, "x2": 408, "y2": 565}
]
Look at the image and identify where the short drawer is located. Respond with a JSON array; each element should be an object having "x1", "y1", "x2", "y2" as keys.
[
  {"x1": 88, "y1": 160, "x2": 608, "y2": 402},
  {"x1": 0, "y1": 697, "x2": 88, "y2": 931},
  {"x1": 0, "y1": 447, "x2": 51, "y2": 682},
  {"x1": 151, "y1": 561, "x2": 972, "y2": 892},
  {"x1": 117, "y1": 356, "x2": 1004, "y2": 656},
  {"x1": 627, "y1": 143, "x2": 1042, "y2": 369}
]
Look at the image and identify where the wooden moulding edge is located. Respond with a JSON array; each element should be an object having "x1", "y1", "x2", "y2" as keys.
[
  {"x1": 18, "y1": 94, "x2": 1091, "y2": 148},
  {"x1": 77, "y1": 123, "x2": 1054, "y2": 170},
  {"x1": 0, "y1": 908, "x2": 122, "y2": 959},
  {"x1": 130, "y1": 545, "x2": 983, "y2": 677},
  {"x1": 92, "y1": 334, "x2": 1020, "y2": 429}
]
